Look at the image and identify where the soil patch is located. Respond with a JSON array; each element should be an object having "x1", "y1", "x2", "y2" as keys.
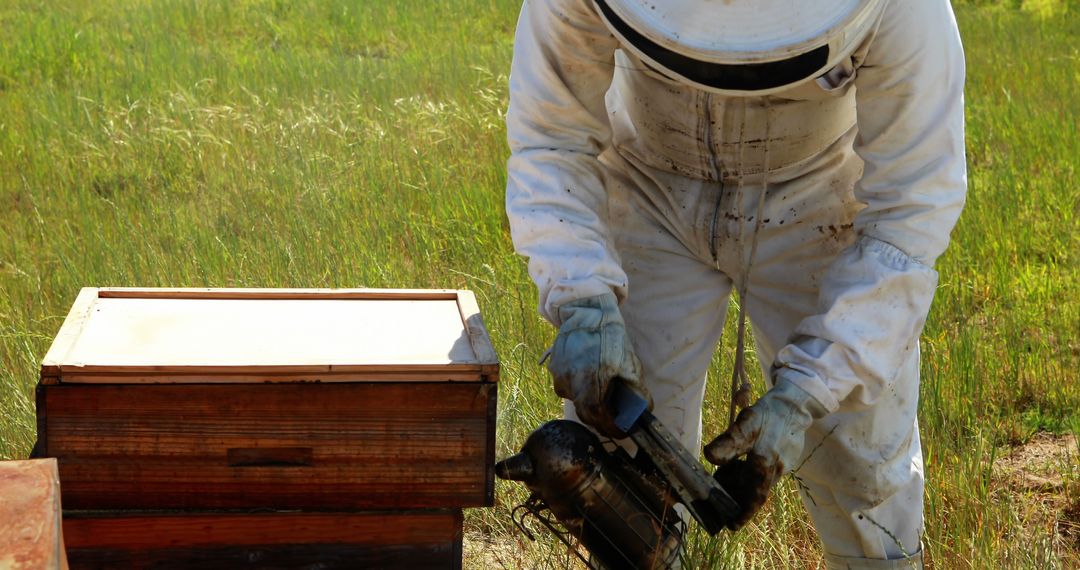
[{"x1": 992, "y1": 432, "x2": 1079, "y2": 558}]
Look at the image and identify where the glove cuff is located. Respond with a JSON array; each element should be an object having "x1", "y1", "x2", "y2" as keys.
[
  {"x1": 555, "y1": 291, "x2": 621, "y2": 326},
  {"x1": 772, "y1": 366, "x2": 838, "y2": 416},
  {"x1": 769, "y1": 374, "x2": 831, "y2": 421}
]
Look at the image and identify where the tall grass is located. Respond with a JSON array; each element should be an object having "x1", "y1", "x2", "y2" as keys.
[{"x1": 0, "y1": 1, "x2": 1076, "y2": 567}]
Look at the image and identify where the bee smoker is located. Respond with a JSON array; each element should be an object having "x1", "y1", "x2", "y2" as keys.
[
  {"x1": 496, "y1": 385, "x2": 743, "y2": 569},
  {"x1": 496, "y1": 420, "x2": 683, "y2": 568}
]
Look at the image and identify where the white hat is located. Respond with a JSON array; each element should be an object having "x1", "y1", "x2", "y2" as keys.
[{"x1": 595, "y1": 0, "x2": 885, "y2": 95}]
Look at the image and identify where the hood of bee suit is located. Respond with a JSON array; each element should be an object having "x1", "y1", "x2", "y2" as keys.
[{"x1": 593, "y1": 0, "x2": 886, "y2": 96}]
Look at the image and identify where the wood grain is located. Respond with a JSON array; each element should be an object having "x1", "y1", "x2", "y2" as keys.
[
  {"x1": 455, "y1": 291, "x2": 499, "y2": 375},
  {"x1": 63, "y1": 510, "x2": 462, "y2": 570},
  {"x1": 41, "y1": 288, "x2": 99, "y2": 377},
  {"x1": 41, "y1": 383, "x2": 496, "y2": 510},
  {"x1": 0, "y1": 459, "x2": 69, "y2": 570}
]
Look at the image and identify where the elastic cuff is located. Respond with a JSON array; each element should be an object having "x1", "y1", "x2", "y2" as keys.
[
  {"x1": 824, "y1": 550, "x2": 923, "y2": 570},
  {"x1": 773, "y1": 366, "x2": 839, "y2": 415}
]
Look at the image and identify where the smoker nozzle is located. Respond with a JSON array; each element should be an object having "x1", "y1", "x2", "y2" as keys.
[{"x1": 494, "y1": 452, "x2": 533, "y2": 481}]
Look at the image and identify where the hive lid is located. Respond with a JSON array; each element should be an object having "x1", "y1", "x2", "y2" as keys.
[{"x1": 40, "y1": 288, "x2": 498, "y2": 383}]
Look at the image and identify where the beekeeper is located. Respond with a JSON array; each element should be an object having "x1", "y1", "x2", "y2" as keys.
[{"x1": 505, "y1": 0, "x2": 966, "y2": 567}]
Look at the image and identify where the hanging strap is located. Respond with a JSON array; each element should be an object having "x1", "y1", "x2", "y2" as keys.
[{"x1": 728, "y1": 99, "x2": 772, "y2": 428}]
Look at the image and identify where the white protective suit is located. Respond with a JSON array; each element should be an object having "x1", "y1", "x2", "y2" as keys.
[{"x1": 505, "y1": 0, "x2": 966, "y2": 567}]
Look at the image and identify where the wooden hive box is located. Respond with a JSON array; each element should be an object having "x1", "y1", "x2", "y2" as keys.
[
  {"x1": 34, "y1": 287, "x2": 498, "y2": 569},
  {"x1": 0, "y1": 458, "x2": 69, "y2": 570}
]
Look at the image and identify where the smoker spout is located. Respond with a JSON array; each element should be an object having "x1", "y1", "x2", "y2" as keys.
[{"x1": 495, "y1": 452, "x2": 534, "y2": 482}]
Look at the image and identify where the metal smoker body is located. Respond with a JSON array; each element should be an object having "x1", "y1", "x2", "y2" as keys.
[
  {"x1": 497, "y1": 420, "x2": 683, "y2": 568},
  {"x1": 497, "y1": 386, "x2": 743, "y2": 569}
]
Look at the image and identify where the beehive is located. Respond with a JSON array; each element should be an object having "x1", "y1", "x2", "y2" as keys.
[
  {"x1": 34, "y1": 288, "x2": 498, "y2": 569},
  {"x1": 0, "y1": 458, "x2": 68, "y2": 570}
]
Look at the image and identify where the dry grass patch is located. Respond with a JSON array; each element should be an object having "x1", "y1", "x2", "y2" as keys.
[
  {"x1": 462, "y1": 528, "x2": 589, "y2": 570},
  {"x1": 992, "y1": 432, "x2": 1079, "y2": 564}
]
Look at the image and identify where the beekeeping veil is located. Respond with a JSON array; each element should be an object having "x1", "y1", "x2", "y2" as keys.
[{"x1": 594, "y1": 0, "x2": 886, "y2": 96}]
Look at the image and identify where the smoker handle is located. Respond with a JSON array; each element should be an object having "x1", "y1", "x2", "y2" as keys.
[
  {"x1": 610, "y1": 381, "x2": 650, "y2": 435},
  {"x1": 634, "y1": 412, "x2": 742, "y2": 533},
  {"x1": 612, "y1": 381, "x2": 744, "y2": 534}
]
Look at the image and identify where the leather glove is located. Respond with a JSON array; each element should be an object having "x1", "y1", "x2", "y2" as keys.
[
  {"x1": 547, "y1": 292, "x2": 650, "y2": 438},
  {"x1": 703, "y1": 377, "x2": 828, "y2": 529}
]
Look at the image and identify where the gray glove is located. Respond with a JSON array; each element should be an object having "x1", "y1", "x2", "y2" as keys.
[
  {"x1": 703, "y1": 377, "x2": 828, "y2": 529},
  {"x1": 547, "y1": 292, "x2": 650, "y2": 438}
]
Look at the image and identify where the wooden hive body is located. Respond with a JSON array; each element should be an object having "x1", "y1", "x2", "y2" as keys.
[
  {"x1": 0, "y1": 458, "x2": 69, "y2": 570},
  {"x1": 34, "y1": 288, "x2": 499, "y2": 569}
]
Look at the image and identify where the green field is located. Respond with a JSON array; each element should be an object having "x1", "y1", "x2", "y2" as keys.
[{"x1": 1, "y1": 0, "x2": 1076, "y2": 567}]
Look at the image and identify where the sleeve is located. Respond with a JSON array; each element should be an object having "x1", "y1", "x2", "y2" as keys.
[
  {"x1": 504, "y1": 0, "x2": 624, "y2": 325},
  {"x1": 772, "y1": 0, "x2": 968, "y2": 412}
]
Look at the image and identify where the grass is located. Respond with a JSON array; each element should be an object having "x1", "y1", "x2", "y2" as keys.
[{"x1": 1, "y1": 0, "x2": 1076, "y2": 567}]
